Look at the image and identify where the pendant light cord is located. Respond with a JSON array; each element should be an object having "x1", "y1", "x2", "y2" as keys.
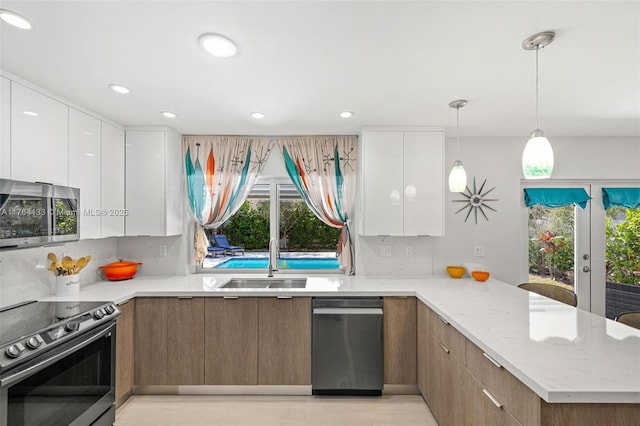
[
  {"x1": 535, "y1": 45, "x2": 539, "y2": 130},
  {"x1": 456, "y1": 105, "x2": 460, "y2": 158}
]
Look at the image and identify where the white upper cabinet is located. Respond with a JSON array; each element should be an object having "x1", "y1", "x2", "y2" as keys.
[
  {"x1": 125, "y1": 128, "x2": 183, "y2": 236},
  {"x1": 101, "y1": 122, "x2": 125, "y2": 238},
  {"x1": 0, "y1": 77, "x2": 10, "y2": 179},
  {"x1": 360, "y1": 128, "x2": 444, "y2": 237},
  {"x1": 69, "y1": 108, "x2": 102, "y2": 239},
  {"x1": 10, "y1": 82, "x2": 69, "y2": 185}
]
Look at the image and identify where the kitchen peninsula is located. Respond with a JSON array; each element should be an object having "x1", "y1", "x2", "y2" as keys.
[{"x1": 43, "y1": 274, "x2": 640, "y2": 426}]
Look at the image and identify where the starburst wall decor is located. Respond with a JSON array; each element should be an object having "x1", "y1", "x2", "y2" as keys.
[{"x1": 452, "y1": 177, "x2": 499, "y2": 224}]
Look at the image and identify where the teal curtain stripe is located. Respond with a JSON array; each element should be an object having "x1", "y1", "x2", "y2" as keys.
[
  {"x1": 333, "y1": 146, "x2": 346, "y2": 222},
  {"x1": 524, "y1": 188, "x2": 592, "y2": 209},
  {"x1": 602, "y1": 188, "x2": 640, "y2": 210},
  {"x1": 192, "y1": 159, "x2": 205, "y2": 222},
  {"x1": 226, "y1": 147, "x2": 252, "y2": 214}
]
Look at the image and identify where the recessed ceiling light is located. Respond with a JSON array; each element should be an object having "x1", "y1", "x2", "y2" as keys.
[
  {"x1": 161, "y1": 111, "x2": 177, "y2": 118},
  {"x1": 340, "y1": 111, "x2": 354, "y2": 118},
  {"x1": 250, "y1": 112, "x2": 265, "y2": 119},
  {"x1": 22, "y1": 111, "x2": 38, "y2": 116},
  {"x1": 198, "y1": 33, "x2": 237, "y2": 58},
  {"x1": 108, "y1": 84, "x2": 130, "y2": 94},
  {"x1": 0, "y1": 9, "x2": 32, "y2": 30}
]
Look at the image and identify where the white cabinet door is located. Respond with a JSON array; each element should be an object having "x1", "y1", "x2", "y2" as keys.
[
  {"x1": 0, "y1": 77, "x2": 10, "y2": 179},
  {"x1": 101, "y1": 122, "x2": 125, "y2": 237},
  {"x1": 360, "y1": 128, "x2": 444, "y2": 237},
  {"x1": 404, "y1": 132, "x2": 444, "y2": 236},
  {"x1": 69, "y1": 108, "x2": 102, "y2": 239},
  {"x1": 125, "y1": 128, "x2": 183, "y2": 237},
  {"x1": 164, "y1": 128, "x2": 183, "y2": 236},
  {"x1": 361, "y1": 131, "x2": 404, "y2": 236},
  {"x1": 10, "y1": 82, "x2": 68, "y2": 185},
  {"x1": 125, "y1": 130, "x2": 166, "y2": 236}
]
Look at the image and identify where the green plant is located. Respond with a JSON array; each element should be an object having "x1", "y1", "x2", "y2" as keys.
[{"x1": 606, "y1": 209, "x2": 640, "y2": 285}]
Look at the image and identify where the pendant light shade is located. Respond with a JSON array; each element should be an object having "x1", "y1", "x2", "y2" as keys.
[
  {"x1": 448, "y1": 99, "x2": 468, "y2": 192},
  {"x1": 522, "y1": 31, "x2": 555, "y2": 179},
  {"x1": 522, "y1": 129, "x2": 554, "y2": 179},
  {"x1": 448, "y1": 160, "x2": 467, "y2": 192}
]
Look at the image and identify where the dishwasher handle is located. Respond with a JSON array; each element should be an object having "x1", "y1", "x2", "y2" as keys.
[{"x1": 313, "y1": 307, "x2": 383, "y2": 315}]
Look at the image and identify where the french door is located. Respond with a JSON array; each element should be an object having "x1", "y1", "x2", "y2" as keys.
[
  {"x1": 524, "y1": 183, "x2": 591, "y2": 311},
  {"x1": 524, "y1": 181, "x2": 640, "y2": 317}
]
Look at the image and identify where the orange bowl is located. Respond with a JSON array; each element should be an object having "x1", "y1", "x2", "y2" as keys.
[
  {"x1": 99, "y1": 260, "x2": 142, "y2": 281},
  {"x1": 471, "y1": 270, "x2": 490, "y2": 282},
  {"x1": 446, "y1": 266, "x2": 466, "y2": 279}
]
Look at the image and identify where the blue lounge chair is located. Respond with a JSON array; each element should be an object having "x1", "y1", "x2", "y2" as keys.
[
  {"x1": 213, "y1": 234, "x2": 244, "y2": 256},
  {"x1": 207, "y1": 245, "x2": 226, "y2": 257}
]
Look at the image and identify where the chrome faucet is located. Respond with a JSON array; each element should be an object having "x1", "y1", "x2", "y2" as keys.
[{"x1": 268, "y1": 238, "x2": 278, "y2": 277}]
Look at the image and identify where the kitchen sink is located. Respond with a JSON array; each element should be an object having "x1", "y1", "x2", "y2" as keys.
[{"x1": 221, "y1": 278, "x2": 307, "y2": 289}]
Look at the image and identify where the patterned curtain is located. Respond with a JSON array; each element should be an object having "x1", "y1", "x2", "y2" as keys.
[
  {"x1": 184, "y1": 136, "x2": 273, "y2": 262},
  {"x1": 276, "y1": 136, "x2": 357, "y2": 275}
]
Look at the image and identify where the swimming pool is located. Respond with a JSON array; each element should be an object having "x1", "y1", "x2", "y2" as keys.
[{"x1": 216, "y1": 257, "x2": 339, "y2": 269}]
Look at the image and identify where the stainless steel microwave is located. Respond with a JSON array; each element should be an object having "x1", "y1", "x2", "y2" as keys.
[{"x1": 0, "y1": 179, "x2": 80, "y2": 249}]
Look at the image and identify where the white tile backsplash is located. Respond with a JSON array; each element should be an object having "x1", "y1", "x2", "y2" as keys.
[
  {"x1": 0, "y1": 239, "x2": 117, "y2": 308},
  {"x1": 116, "y1": 235, "x2": 190, "y2": 277}
]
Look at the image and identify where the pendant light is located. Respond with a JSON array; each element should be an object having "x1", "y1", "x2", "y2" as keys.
[
  {"x1": 522, "y1": 31, "x2": 555, "y2": 179},
  {"x1": 448, "y1": 99, "x2": 468, "y2": 192}
]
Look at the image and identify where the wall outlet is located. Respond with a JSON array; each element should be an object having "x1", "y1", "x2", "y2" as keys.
[
  {"x1": 474, "y1": 246, "x2": 485, "y2": 257},
  {"x1": 405, "y1": 246, "x2": 413, "y2": 257},
  {"x1": 380, "y1": 245, "x2": 392, "y2": 257},
  {"x1": 159, "y1": 245, "x2": 167, "y2": 257}
]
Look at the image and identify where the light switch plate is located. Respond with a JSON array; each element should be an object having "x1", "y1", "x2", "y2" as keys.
[
  {"x1": 380, "y1": 245, "x2": 392, "y2": 257},
  {"x1": 474, "y1": 246, "x2": 485, "y2": 257}
]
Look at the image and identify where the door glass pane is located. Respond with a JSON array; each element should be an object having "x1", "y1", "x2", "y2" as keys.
[
  {"x1": 528, "y1": 204, "x2": 576, "y2": 290},
  {"x1": 605, "y1": 206, "x2": 640, "y2": 319}
]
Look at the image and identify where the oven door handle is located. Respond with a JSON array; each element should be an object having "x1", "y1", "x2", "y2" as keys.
[{"x1": 0, "y1": 322, "x2": 115, "y2": 388}]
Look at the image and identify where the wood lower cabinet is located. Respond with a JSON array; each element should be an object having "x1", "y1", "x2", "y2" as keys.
[
  {"x1": 427, "y1": 328, "x2": 467, "y2": 426},
  {"x1": 383, "y1": 296, "x2": 417, "y2": 385},
  {"x1": 115, "y1": 299, "x2": 135, "y2": 407},
  {"x1": 258, "y1": 297, "x2": 311, "y2": 385},
  {"x1": 135, "y1": 297, "x2": 168, "y2": 385},
  {"x1": 167, "y1": 297, "x2": 204, "y2": 385},
  {"x1": 134, "y1": 297, "x2": 204, "y2": 386},
  {"x1": 416, "y1": 300, "x2": 430, "y2": 398},
  {"x1": 465, "y1": 372, "x2": 521, "y2": 426},
  {"x1": 204, "y1": 297, "x2": 258, "y2": 385}
]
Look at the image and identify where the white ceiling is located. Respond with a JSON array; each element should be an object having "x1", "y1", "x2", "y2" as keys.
[{"x1": 1, "y1": 1, "x2": 639, "y2": 137}]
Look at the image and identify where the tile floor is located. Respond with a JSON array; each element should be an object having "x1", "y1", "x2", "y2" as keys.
[{"x1": 115, "y1": 395, "x2": 438, "y2": 426}]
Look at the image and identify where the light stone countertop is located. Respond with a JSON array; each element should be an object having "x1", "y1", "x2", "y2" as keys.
[{"x1": 41, "y1": 274, "x2": 640, "y2": 404}]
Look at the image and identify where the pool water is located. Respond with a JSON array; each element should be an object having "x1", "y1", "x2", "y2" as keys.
[{"x1": 216, "y1": 257, "x2": 339, "y2": 269}]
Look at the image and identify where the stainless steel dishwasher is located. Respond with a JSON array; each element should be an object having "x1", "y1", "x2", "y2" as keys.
[{"x1": 312, "y1": 297, "x2": 384, "y2": 396}]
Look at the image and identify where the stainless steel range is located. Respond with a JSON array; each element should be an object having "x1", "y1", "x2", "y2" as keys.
[{"x1": 0, "y1": 300, "x2": 120, "y2": 426}]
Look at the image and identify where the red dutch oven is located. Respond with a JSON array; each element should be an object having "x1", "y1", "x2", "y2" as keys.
[{"x1": 98, "y1": 260, "x2": 142, "y2": 281}]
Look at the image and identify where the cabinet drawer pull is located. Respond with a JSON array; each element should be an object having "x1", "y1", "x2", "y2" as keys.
[
  {"x1": 177, "y1": 296, "x2": 193, "y2": 299},
  {"x1": 483, "y1": 352, "x2": 502, "y2": 368},
  {"x1": 438, "y1": 316, "x2": 449, "y2": 325},
  {"x1": 482, "y1": 389, "x2": 503, "y2": 409},
  {"x1": 276, "y1": 296, "x2": 293, "y2": 299},
  {"x1": 439, "y1": 343, "x2": 450, "y2": 354},
  {"x1": 223, "y1": 296, "x2": 239, "y2": 300}
]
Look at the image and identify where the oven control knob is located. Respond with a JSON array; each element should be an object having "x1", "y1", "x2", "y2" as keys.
[
  {"x1": 26, "y1": 336, "x2": 42, "y2": 350},
  {"x1": 93, "y1": 309, "x2": 105, "y2": 320},
  {"x1": 6, "y1": 344, "x2": 24, "y2": 358},
  {"x1": 104, "y1": 305, "x2": 115, "y2": 315},
  {"x1": 65, "y1": 322, "x2": 79, "y2": 332}
]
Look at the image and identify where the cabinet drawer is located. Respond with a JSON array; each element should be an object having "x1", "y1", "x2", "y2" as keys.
[
  {"x1": 466, "y1": 372, "x2": 522, "y2": 426},
  {"x1": 466, "y1": 340, "x2": 540, "y2": 426},
  {"x1": 428, "y1": 308, "x2": 466, "y2": 364}
]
